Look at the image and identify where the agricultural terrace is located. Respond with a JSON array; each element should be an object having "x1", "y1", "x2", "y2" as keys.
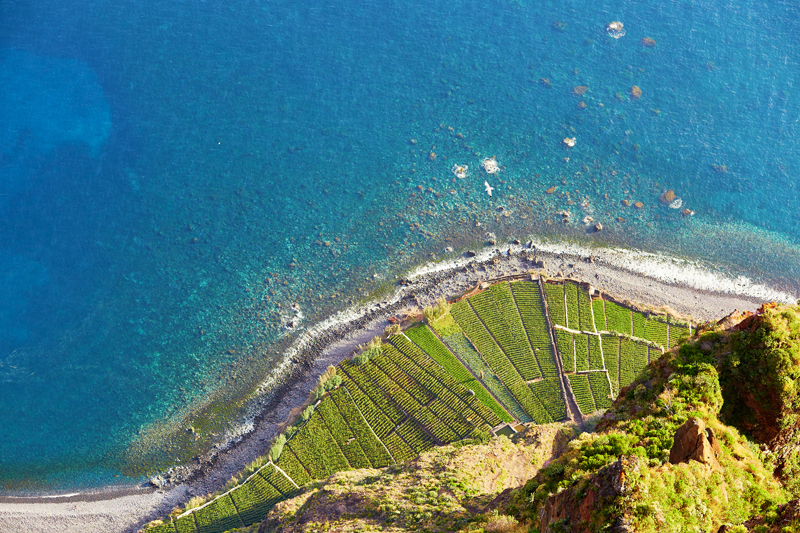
[{"x1": 143, "y1": 277, "x2": 691, "y2": 533}]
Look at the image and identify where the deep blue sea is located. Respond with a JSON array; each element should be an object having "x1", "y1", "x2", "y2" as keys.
[{"x1": 2, "y1": 0, "x2": 800, "y2": 492}]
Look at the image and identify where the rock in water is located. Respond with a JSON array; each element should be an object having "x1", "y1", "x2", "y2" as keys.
[
  {"x1": 669, "y1": 417, "x2": 720, "y2": 467},
  {"x1": 659, "y1": 189, "x2": 680, "y2": 206}
]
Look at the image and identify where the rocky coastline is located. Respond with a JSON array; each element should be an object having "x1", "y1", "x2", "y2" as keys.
[{"x1": 0, "y1": 241, "x2": 784, "y2": 533}]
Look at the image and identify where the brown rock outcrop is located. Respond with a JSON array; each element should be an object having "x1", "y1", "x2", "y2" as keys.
[
  {"x1": 669, "y1": 417, "x2": 720, "y2": 466},
  {"x1": 539, "y1": 456, "x2": 638, "y2": 533}
]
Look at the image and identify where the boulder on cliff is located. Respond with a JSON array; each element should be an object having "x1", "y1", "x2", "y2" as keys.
[{"x1": 668, "y1": 417, "x2": 720, "y2": 467}]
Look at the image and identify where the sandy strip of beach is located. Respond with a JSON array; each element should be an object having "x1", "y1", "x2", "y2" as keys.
[{"x1": 0, "y1": 242, "x2": 789, "y2": 533}]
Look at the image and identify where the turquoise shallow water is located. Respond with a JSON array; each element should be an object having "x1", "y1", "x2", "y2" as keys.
[{"x1": 1, "y1": 0, "x2": 800, "y2": 492}]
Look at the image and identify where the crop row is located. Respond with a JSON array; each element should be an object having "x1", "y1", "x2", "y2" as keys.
[
  {"x1": 405, "y1": 324, "x2": 510, "y2": 423},
  {"x1": 383, "y1": 431, "x2": 417, "y2": 463},
  {"x1": 509, "y1": 281, "x2": 559, "y2": 377},
  {"x1": 229, "y1": 470, "x2": 284, "y2": 526},
  {"x1": 286, "y1": 410, "x2": 349, "y2": 479},
  {"x1": 316, "y1": 397, "x2": 372, "y2": 469},
  {"x1": 530, "y1": 378, "x2": 567, "y2": 421},
  {"x1": 601, "y1": 334, "x2": 620, "y2": 397},
  {"x1": 586, "y1": 372, "x2": 612, "y2": 410},
  {"x1": 387, "y1": 336, "x2": 490, "y2": 427},
  {"x1": 359, "y1": 356, "x2": 423, "y2": 416},
  {"x1": 396, "y1": 418, "x2": 435, "y2": 454},
  {"x1": 274, "y1": 444, "x2": 311, "y2": 485},
  {"x1": 588, "y1": 334, "x2": 605, "y2": 371},
  {"x1": 390, "y1": 339, "x2": 502, "y2": 435},
  {"x1": 174, "y1": 514, "x2": 196, "y2": 533},
  {"x1": 371, "y1": 350, "x2": 433, "y2": 406},
  {"x1": 643, "y1": 318, "x2": 669, "y2": 347},
  {"x1": 577, "y1": 284, "x2": 595, "y2": 332},
  {"x1": 429, "y1": 398, "x2": 473, "y2": 437},
  {"x1": 329, "y1": 387, "x2": 394, "y2": 468},
  {"x1": 193, "y1": 493, "x2": 243, "y2": 533},
  {"x1": 568, "y1": 374, "x2": 597, "y2": 415},
  {"x1": 592, "y1": 299, "x2": 607, "y2": 331},
  {"x1": 543, "y1": 282, "x2": 567, "y2": 327},
  {"x1": 469, "y1": 288, "x2": 541, "y2": 381},
  {"x1": 637, "y1": 342, "x2": 649, "y2": 368},
  {"x1": 604, "y1": 301, "x2": 633, "y2": 336},
  {"x1": 669, "y1": 323, "x2": 691, "y2": 348},
  {"x1": 632, "y1": 311, "x2": 647, "y2": 339},
  {"x1": 451, "y1": 301, "x2": 551, "y2": 423},
  {"x1": 390, "y1": 334, "x2": 483, "y2": 409},
  {"x1": 565, "y1": 281, "x2": 580, "y2": 331},
  {"x1": 575, "y1": 333, "x2": 589, "y2": 372},
  {"x1": 619, "y1": 338, "x2": 645, "y2": 389},
  {"x1": 338, "y1": 374, "x2": 394, "y2": 437},
  {"x1": 260, "y1": 463, "x2": 299, "y2": 497},
  {"x1": 555, "y1": 329, "x2": 574, "y2": 373},
  {"x1": 414, "y1": 406, "x2": 459, "y2": 443},
  {"x1": 339, "y1": 360, "x2": 405, "y2": 424},
  {"x1": 485, "y1": 283, "x2": 544, "y2": 379},
  {"x1": 441, "y1": 331, "x2": 531, "y2": 423}
]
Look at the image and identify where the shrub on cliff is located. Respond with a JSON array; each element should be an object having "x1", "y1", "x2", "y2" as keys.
[
  {"x1": 423, "y1": 296, "x2": 451, "y2": 323},
  {"x1": 718, "y1": 303, "x2": 800, "y2": 494},
  {"x1": 269, "y1": 433, "x2": 287, "y2": 463}
]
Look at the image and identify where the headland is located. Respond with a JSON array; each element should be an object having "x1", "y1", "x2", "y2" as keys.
[{"x1": 0, "y1": 238, "x2": 793, "y2": 533}]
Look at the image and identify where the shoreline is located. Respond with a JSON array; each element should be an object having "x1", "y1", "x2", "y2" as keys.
[{"x1": 0, "y1": 240, "x2": 793, "y2": 533}]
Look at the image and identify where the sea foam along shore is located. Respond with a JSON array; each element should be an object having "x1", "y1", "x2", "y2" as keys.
[{"x1": 0, "y1": 238, "x2": 794, "y2": 533}]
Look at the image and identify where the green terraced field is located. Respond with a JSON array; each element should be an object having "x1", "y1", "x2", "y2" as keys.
[
  {"x1": 145, "y1": 277, "x2": 684, "y2": 533},
  {"x1": 577, "y1": 284, "x2": 595, "y2": 332},
  {"x1": 565, "y1": 281, "x2": 580, "y2": 331},
  {"x1": 468, "y1": 283, "x2": 541, "y2": 381},
  {"x1": 440, "y1": 331, "x2": 531, "y2": 423},
  {"x1": 587, "y1": 372, "x2": 613, "y2": 410},
  {"x1": 555, "y1": 329, "x2": 574, "y2": 373},
  {"x1": 509, "y1": 281, "x2": 559, "y2": 378},
  {"x1": 543, "y1": 282, "x2": 566, "y2": 327},
  {"x1": 604, "y1": 301, "x2": 632, "y2": 335},
  {"x1": 592, "y1": 299, "x2": 607, "y2": 331},
  {"x1": 451, "y1": 299, "x2": 552, "y2": 424},
  {"x1": 588, "y1": 334, "x2": 605, "y2": 371},
  {"x1": 567, "y1": 373, "x2": 596, "y2": 415},
  {"x1": 405, "y1": 324, "x2": 513, "y2": 423},
  {"x1": 575, "y1": 333, "x2": 589, "y2": 372}
]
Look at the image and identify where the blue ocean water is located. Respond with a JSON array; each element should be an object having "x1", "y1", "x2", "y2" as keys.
[{"x1": 1, "y1": 0, "x2": 799, "y2": 492}]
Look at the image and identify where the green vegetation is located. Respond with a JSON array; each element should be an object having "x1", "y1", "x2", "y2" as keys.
[
  {"x1": 451, "y1": 299, "x2": 552, "y2": 423},
  {"x1": 592, "y1": 298, "x2": 607, "y2": 331},
  {"x1": 423, "y1": 296, "x2": 451, "y2": 323},
  {"x1": 144, "y1": 292, "x2": 800, "y2": 533},
  {"x1": 575, "y1": 332, "x2": 589, "y2": 372},
  {"x1": 567, "y1": 373, "x2": 596, "y2": 415},
  {"x1": 588, "y1": 333, "x2": 604, "y2": 370},
  {"x1": 577, "y1": 283, "x2": 595, "y2": 332},
  {"x1": 543, "y1": 281, "x2": 566, "y2": 326},
  {"x1": 605, "y1": 301, "x2": 632, "y2": 335},
  {"x1": 507, "y1": 313, "x2": 794, "y2": 533},
  {"x1": 468, "y1": 284, "x2": 541, "y2": 381},
  {"x1": 555, "y1": 328, "x2": 574, "y2": 372},
  {"x1": 509, "y1": 281, "x2": 559, "y2": 378},
  {"x1": 143, "y1": 277, "x2": 686, "y2": 533},
  {"x1": 406, "y1": 323, "x2": 512, "y2": 423},
  {"x1": 565, "y1": 281, "x2": 580, "y2": 330}
]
